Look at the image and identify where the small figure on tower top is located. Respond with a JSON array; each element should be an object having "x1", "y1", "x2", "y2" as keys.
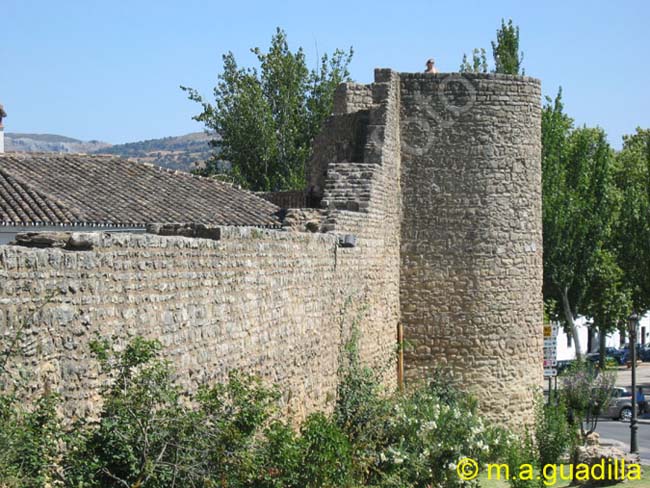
[
  {"x1": 424, "y1": 58, "x2": 438, "y2": 74},
  {"x1": 0, "y1": 105, "x2": 6, "y2": 128}
]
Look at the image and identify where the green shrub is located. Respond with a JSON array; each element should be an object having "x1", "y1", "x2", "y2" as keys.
[
  {"x1": 257, "y1": 421, "x2": 302, "y2": 487},
  {"x1": 560, "y1": 360, "x2": 615, "y2": 440},
  {"x1": 505, "y1": 434, "x2": 538, "y2": 488},
  {"x1": 67, "y1": 337, "x2": 187, "y2": 487},
  {"x1": 0, "y1": 334, "x2": 516, "y2": 487},
  {"x1": 297, "y1": 413, "x2": 354, "y2": 487},
  {"x1": 334, "y1": 328, "x2": 508, "y2": 487},
  {"x1": 334, "y1": 328, "x2": 393, "y2": 482},
  {"x1": 535, "y1": 394, "x2": 572, "y2": 467},
  {"x1": 0, "y1": 393, "x2": 63, "y2": 487},
  {"x1": 70, "y1": 342, "x2": 285, "y2": 487},
  {"x1": 366, "y1": 384, "x2": 503, "y2": 488},
  {"x1": 188, "y1": 372, "x2": 285, "y2": 486}
]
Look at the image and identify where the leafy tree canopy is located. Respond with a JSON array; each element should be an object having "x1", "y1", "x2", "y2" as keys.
[
  {"x1": 613, "y1": 128, "x2": 650, "y2": 312},
  {"x1": 542, "y1": 89, "x2": 619, "y2": 356},
  {"x1": 459, "y1": 48, "x2": 488, "y2": 74},
  {"x1": 460, "y1": 19, "x2": 523, "y2": 75},
  {"x1": 182, "y1": 28, "x2": 353, "y2": 191},
  {"x1": 492, "y1": 18, "x2": 524, "y2": 75}
]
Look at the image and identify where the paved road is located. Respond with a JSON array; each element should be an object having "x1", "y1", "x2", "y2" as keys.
[
  {"x1": 596, "y1": 419, "x2": 650, "y2": 464},
  {"x1": 543, "y1": 363, "x2": 650, "y2": 463},
  {"x1": 615, "y1": 362, "x2": 650, "y2": 390}
]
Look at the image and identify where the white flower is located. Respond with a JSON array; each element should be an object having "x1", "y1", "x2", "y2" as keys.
[
  {"x1": 388, "y1": 446, "x2": 406, "y2": 465},
  {"x1": 422, "y1": 420, "x2": 437, "y2": 431}
]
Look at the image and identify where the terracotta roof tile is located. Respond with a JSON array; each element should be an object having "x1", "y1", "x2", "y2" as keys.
[{"x1": 0, "y1": 153, "x2": 281, "y2": 228}]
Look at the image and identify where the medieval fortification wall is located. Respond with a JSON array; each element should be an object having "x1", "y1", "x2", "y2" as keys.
[
  {"x1": 398, "y1": 73, "x2": 543, "y2": 420},
  {"x1": 0, "y1": 69, "x2": 542, "y2": 427}
]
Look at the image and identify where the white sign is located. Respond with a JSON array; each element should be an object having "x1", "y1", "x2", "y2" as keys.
[
  {"x1": 543, "y1": 325, "x2": 558, "y2": 375},
  {"x1": 544, "y1": 368, "x2": 557, "y2": 377},
  {"x1": 544, "y1": 346, "x2": 557, "y2": 356}
]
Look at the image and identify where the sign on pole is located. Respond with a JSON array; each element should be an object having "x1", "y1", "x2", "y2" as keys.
[{"x1": 543, "y1": 324, "x2": 559, "y2": 378}]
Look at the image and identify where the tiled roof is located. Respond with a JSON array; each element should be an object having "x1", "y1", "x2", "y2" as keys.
[{"x1": 0, "y1": 153, "x2": 281, "y2": 228}]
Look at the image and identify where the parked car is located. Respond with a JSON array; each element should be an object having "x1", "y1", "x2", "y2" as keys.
[
  {"x1": 556, "y1": 359, "x2": 575, "y2": 374},
  {"x1": 604, "y1": 387, "x2": 634, "y2": 421},
  {"x1": 585, "y1": 352, "x2": 620, "y2": 368},
  {"x1": 619, "y1": 344, "x2": 647, "y2": 364},
  {"x1": 639, "y1": 345, "x2": 650, "y2": 362},
  {"x1": 604, "y1": 347, "x2": 626, "y2": 365}
]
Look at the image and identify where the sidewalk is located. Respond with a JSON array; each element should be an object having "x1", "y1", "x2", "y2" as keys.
[
  {"x1": 629, "y1": 416, "x2": 650, "y2": 425},
  {"x1": 615, "y1": 362, "x2": 650, "y2": 390},
  {"x1": 616, "y1": 362, "x2": 650, "y2": 424}
]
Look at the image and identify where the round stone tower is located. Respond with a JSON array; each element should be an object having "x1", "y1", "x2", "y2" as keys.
[{"x1": 398, "y1": 73, "x2": 543, "y2": 427}]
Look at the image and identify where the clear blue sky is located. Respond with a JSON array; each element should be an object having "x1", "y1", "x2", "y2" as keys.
[{"x1": 2, "y1": 0, "x2": 648, "y2": 147}]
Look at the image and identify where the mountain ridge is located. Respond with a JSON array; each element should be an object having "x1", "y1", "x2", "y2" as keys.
[{"x1": 4, "y1": 132, "x2": 215, "y2": 172}]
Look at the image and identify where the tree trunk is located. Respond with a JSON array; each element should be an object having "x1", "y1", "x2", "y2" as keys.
[
  {"x1": 587, "y1": 325, "x2": 595, "y2": 353},
  {"x1": 598, "y1": 322, "x2": 607, "y2": 370},
  {"x1": 561, "y1": 287, "x2": 583, "y2": 360}
]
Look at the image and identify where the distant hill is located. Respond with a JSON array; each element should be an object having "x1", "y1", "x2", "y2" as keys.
[
  {"x1": 8, "y1": 133, "x2": 81, "y2": 143},
  {"x1": 4, "y1": 132, "x2": 219, "y2": 172},
  {"x1": 6, "y1": 133, "x2": 111, "y2": 154},
  {"x1": 93, "y1": 132, "x2": 217, "y2": 171}
]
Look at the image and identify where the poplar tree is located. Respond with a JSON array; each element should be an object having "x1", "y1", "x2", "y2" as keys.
[
  {"x1": 492, "y1": 19, "x2": 524, "y2": 75},
  {"x1": 459, "y1": 48, "x2": 488, "y2": 73},
  {"x1": 182, "y1": 28, "x2": 353, "y2": 191}
]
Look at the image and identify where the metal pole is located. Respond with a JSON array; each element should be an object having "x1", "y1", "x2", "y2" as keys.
[
  {"x1": 630, "y1": 320, "x2": 639, "y2": 454},
  {"x1": 397, "y1": 323, "x2": 404, "y2": 392}
]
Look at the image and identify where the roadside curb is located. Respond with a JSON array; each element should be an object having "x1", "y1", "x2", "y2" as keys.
[
  {"x1": 620, "y1": 418, "x2": 650, "y2": 425},
  {"x1": 598, "y1": 437, "x2": 650, "y2": 465}
]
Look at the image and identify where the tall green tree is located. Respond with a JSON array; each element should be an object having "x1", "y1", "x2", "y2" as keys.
[
  {"x1": 459, "y1": 48, "x2": 488, "y2": 73},
  {"x1": 583, "y1": 249, "x2": 630, "y2": 368},
  {"x1": 182, "y1": 28, "x2": 353, "y2": 191},
  {"x1": 491, "y1": 18, "x2": 524, "y2": 75},
  {"x1": 614, "y1": 128, "x2": 650, "y2": 314},
  {"x1": 459, "y1": 19, "x2": 523, "y2": 74},
  {"x1": 542, "y1": 90, "x2": 618, "y2": 358}
]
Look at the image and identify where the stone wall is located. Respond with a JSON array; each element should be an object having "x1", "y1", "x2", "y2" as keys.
[
  {"x1": 0, "y1": 70, "x2": 404, "y2": 422},
  {"x1": 308, "y1": 111, "x2": 370, "y2": 199},
  {"x1": 0, "y1": 224, "x2": 398, "y2": 421},
  {"x1": 398, "y1": 73, "x2": 543, "y2": 425},
  {"x1": 0, "y1": 69, "x2": 543, "y2": 428},
  {"x1": 312, "y1": 69, "x2": 403, "y2": 389},
  {"x1": 332, "y1": 82, "x2": 374, "y2": 115}
]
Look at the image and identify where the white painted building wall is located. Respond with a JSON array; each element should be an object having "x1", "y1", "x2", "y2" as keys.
[{"x1": 555, "y1": 314, "x2": 650, "y2": 360}]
